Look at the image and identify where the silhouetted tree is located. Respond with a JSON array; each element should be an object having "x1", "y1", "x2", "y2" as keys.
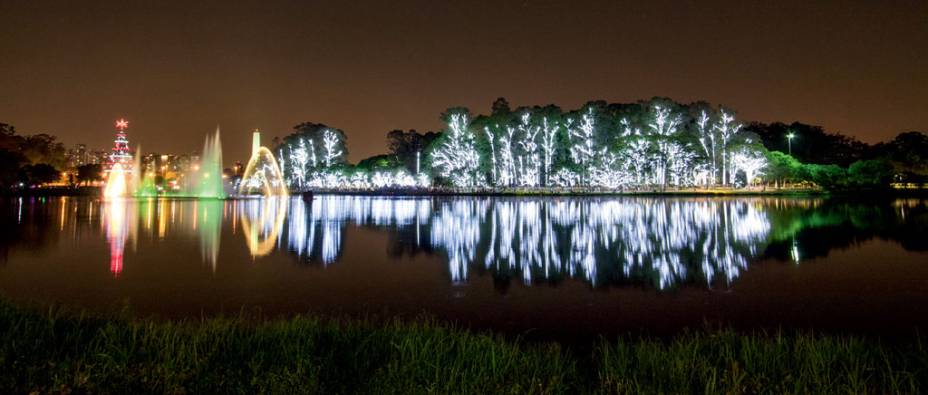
[
  {"x1": 76, "y1": 164, "x2": 103, "y2": 186},
  {"x1": 386, "y1": 129, "x2": 439, "y2": 173}
]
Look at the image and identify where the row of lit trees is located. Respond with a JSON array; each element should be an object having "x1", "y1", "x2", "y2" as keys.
[
  {"x1": 429, "y1": 98, "x2": 768, "y2": 189},
  {"x1": 272, "y1": 98, "x2": 775, "y2": 191}
]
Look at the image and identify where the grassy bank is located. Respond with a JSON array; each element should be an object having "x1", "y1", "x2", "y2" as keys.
[{"x1": 0, "y1": 302, "x2": 925, "y2": 394}]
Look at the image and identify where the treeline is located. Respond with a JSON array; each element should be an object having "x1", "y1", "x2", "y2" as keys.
[
  {"x1": 751, "y1": 123, "x2": 928, "y2": 188},
  {"x1": 273, "y1": 97, "x2": 928, "y2": 191},
  {"x1": 0, "y1": 123, "x2": 67, "y2": 188}
]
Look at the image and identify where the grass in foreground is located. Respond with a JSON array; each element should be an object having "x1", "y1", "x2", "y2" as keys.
[{"x1": 0, "y1": 301, "x2": 925, "y2": 394}]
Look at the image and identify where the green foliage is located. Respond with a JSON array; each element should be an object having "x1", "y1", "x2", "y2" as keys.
[
  {"x1": 0, "y1": 300, "x2": 924, "y2": 394},
  {"x1": 356, "y1": 154, "x2": 401, "y2": 172},
  {"x1": 848, "y1": 159, "x2": 895, "y2": 188},
  {"x1": 802, "y1": 163, "x2": 847, "y2": 189},
  {"x1": 385, "y1": 129, "x2": 438, "y2": 173},
  {"x1": 764, "y1": 151, "x2": 803, "y2": 184}
]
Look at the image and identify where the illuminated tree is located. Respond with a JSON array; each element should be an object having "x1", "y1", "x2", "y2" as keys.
[
  {"x1": 730, "y1": 149, "x2": 766, "y2": 186},
  {"x1": 516, "y1": 113, "x2": 541, "y2": 187},
  {"x1": 568, "y1": 108, "x2": 596, "y2": 185},
  {"x1": 647, "y1": 105, "x2": 682, "y2": 186},
  {"x1": 665, "y1": 142, "x2": 696, "y2": 186},
  {"x1": 695, "y1": 110, "x2": 718, "y2": 185},
  {"x1": 715, "y1": 110, "x2": 742, "y2": 185},
  {"x1": 622, "y1": 138, "x2": 650, "y2": 186},
  {"x1": 484, "y1": 126, "x2": 499, "y2": 185},
  {"x1": 430, "y1": 112, "x2": 482, "y2": 187},
  {"x1": 290, "y1": 138, "x2": 310, "y2": 188},
  {"x1": 589, "y1": 148, "x2": 625, "y2": 188},
  {"x1": 498, "y1": 126, "x2": 516, "y2": 186},
  {"x1": 322, "y1": 129, "x2": 343, "y2": 168},
  {"x1": 540, "y1": 116, "x2": 558, "y2": 186}
]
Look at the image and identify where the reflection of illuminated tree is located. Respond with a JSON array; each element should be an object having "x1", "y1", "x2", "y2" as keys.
[
  {"x1": 428, "y1": 198, "x2": 772, "y2": 288},
  {"x1": 285, "y1": 197, "x2": 433, "y2": 265},
  {"x1": 272, "y1": 195, "x2": 928, "y2": 290}
]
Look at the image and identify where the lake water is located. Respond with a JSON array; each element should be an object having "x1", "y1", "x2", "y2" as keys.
[{"x1": 1, "y1": 195, "x2": 926, "y2": 338}]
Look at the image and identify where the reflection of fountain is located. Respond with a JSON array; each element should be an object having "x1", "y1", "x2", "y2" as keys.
[
  {"x1": 102, "y1": 198, "x2": 136, "y2": 277},
  {"x1": 239, "y1": 130, "x2": 288, "y2": 196},
  {"x1": 239, "y1": 197, "x2": 289, "y2": 257},
  {"x1": 195, "y1": 200, "x2": 223, "y2": 270}
]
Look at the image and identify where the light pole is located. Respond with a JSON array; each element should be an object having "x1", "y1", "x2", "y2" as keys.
[{"x1": 786, "y1": 132, "x2": 796, "y2": 156}]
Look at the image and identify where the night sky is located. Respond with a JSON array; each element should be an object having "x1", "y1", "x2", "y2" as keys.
[{"x1": 1, "y1": 0, "x2": 925, "y2": 164}]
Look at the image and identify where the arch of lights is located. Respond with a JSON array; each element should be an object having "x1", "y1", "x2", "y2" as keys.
[{"x1": 239, "y1": 146, "x2": 289, "y2": 197}]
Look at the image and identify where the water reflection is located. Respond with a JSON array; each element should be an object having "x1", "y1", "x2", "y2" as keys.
[
  {"x1": 9, "y1": 195, "x2": 928, "y2": 290},
  {"x1": 99, "y1": 198, "x2": 226, "y2": 274},
  {"x1": 267, "y1": 195, "x2": 926, "y2": 289},
  {"x1": 239, "y1": 197, "x2": 288, "y2": 258},
  {"x1": 102, "y1": 198, "x2": 131, "y2": 276},
  {"x1": 275, "y1": 197, "x2": 772, "y2": 288},
  {"x1": 443, "y1": 198, "x2": 770, "y2": 287}
]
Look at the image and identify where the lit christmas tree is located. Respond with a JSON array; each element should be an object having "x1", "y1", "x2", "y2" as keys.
[{"x1": 108, "y1": 118, "x2": 132, "y2": 171}]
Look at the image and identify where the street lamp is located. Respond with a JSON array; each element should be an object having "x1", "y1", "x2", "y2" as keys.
[{"x1": 786, "y1": 132, "x2": 796, "y2": 156}]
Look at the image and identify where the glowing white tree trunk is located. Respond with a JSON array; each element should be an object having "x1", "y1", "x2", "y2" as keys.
[
  {"x1": 714, "y1": 111, "x2": 741, "y2": 186},
  {"x1": 516, "y1": 113, "x2": 541, "y2": 187},
  {"x1": 540, "y1": 117, "x2": 558, "y2": 186},
  {"x1": 648, "y1": 106, "x2": 682, "y2": 187},
  {"x1": 569, "y1": 108, "x2": 596, "y2": 185},
  {"x1": 484, "y1": 127, "x2": 498, "y2": 185},
  {"x1": 499, "y1": 127, "x2": 516, "y2": 186},
  {"x1": 322, "y1": 129, "x2": 343, "y2": 168},
  {"x1": 289, "y1": 138, "x2": 310, "y2": 188},
  {"x1": 695, "y1": 110, "x2": 718, "y2": 186}
]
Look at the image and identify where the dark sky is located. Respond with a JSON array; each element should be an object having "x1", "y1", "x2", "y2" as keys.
[{"x1": 1, "y1": 0, "x2": 926, "y2": 163}]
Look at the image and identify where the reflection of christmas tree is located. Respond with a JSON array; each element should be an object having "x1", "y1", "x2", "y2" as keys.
[{"x1": 108, "y1": 118, "x2": 132, "y2": 171}]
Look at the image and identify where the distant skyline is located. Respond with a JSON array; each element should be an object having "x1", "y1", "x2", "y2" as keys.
[{"x1": 1, "y1": 0, "x2": 926, "y2": 163}]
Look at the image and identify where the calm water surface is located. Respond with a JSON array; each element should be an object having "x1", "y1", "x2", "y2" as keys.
[{"x1": 1, "y1": 195, "x2": 926, "y2": 337}]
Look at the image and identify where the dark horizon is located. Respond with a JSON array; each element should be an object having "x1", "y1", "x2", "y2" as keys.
[{"x1": 1, "y1": 0, "x2": 925, "y2": 163}]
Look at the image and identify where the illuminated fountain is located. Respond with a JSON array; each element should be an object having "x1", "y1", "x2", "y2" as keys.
[
  {"x1": 187, "y1": 127, "x2": 226, "y2": 199},
  {"x1": 103, "y1": 119, "x2": 137, "y2": 199},
  {"x1": 239, "y1": 130, "x2": 288, "y2": 197},
  {"x1": 103, "y1": 163, "x2": 129, "y2": 198}
]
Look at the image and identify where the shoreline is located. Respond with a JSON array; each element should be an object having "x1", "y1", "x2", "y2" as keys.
[
  {"x1": 0, "y1": 185, "x2": 868, "y2": 198},
  {"x1": 5, "y1": 186, "x2": 928, "y2": 198}
]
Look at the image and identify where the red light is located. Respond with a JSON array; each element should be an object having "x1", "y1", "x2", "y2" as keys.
[{"x1": 115, "y1": 119, "x2": 129, "y2": 129}]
